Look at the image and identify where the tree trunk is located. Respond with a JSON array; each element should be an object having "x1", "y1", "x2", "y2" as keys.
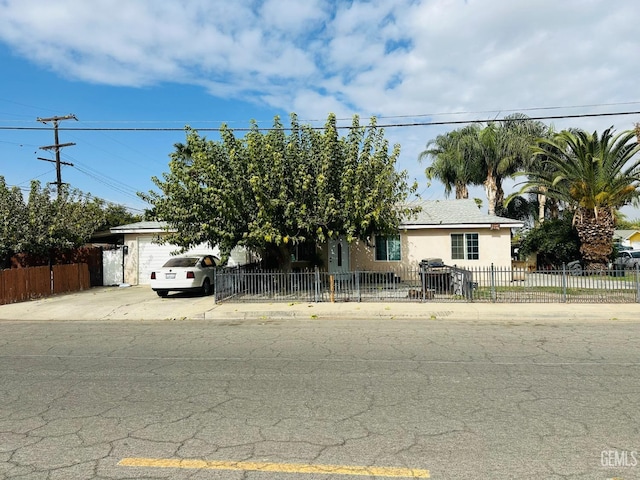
[
  {"x1": 548, "y1": 199, "x2": 560, "y2": 220},
  {"x1": 483, "y1": 173, "x2": 497, "y2": 215},
  {"x1": 574, "y1": 207, "x2": 615, "y2": 271},
  {"x1": 494, "y1": 178, "x2": 505, "y2": 216},
  {"x1": 455, "y1": 181, "x2": 469, "y2": 199},
  {"x1": 537, "y1": 187, "x2": 547, "y2": 224}
]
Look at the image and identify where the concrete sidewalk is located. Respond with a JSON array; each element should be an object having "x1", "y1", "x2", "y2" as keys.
[
  {"x1": 0, "y1": 285, "x2": 637, "y2": 322},
  {"x1": 204, "y1": 300, "x2": 639, "y2": 323}
]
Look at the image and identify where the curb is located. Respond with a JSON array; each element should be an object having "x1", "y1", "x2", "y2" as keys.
[{"x1": 203, "y1": 302, "x2": 640, "y2": 323}]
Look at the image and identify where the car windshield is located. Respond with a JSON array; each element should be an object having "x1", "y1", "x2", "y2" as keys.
[{"x1": 162, "y1": 257, "x2": 199, "y2": 268}]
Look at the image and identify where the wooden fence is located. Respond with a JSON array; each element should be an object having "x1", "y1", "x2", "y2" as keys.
[{"x1": 0, "y1": 263, "x2": 90, "y2": 305}]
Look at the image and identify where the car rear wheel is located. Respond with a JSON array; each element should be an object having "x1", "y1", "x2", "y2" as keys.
[
  {"x1": 569, "y1": 263, "x2": 583, "y2": 276},
  {"x1": 156, "y1": 290, "x2": 169, "y2": 298},
  {"x1": 201, "y1": 278, "x2": 212, "y2": 296}
]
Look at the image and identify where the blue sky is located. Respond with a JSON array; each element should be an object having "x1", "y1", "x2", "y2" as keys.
[{"x1": 1, "y1": 0, "x2": 639, "y2": 218}]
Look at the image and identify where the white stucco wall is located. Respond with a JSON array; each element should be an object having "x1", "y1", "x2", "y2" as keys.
[{"x1": 122, "y1": 235, "x2": 139, "y2": 285}]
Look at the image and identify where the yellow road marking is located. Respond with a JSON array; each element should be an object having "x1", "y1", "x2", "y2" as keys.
[{"x1": 118, "y1": 457, "x2": 430, "y2": 478}]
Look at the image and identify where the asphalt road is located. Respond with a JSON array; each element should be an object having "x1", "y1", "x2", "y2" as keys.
[{"x1": 1, "y1": 318, "x2": 639, "y2": 479}]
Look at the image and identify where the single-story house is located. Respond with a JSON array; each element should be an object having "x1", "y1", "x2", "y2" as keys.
[
  {"x1": 614, "y1": 229, "x2": 640, "y2": 250},
  {"x1": 346, "y1": 199, "x2": 523, "y2": 273},
  {"x1": 109, "y1": 221, "x2": 254, "y2": 285},
  {"x1": 110, "y1": 199, "x2": 521, "y2": 284}
]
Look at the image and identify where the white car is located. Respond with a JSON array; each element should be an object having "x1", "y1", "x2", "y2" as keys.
[
  {"x1": 150, "y1": 254, "x2": 219, "y2": 297},
  {"x1": 614, "y1": 249, "x2": 640, "y2": 270}
]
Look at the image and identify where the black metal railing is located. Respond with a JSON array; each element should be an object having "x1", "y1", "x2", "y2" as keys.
[{"x1": 214, "y1": 264, "x2": 640, "y2": 304}]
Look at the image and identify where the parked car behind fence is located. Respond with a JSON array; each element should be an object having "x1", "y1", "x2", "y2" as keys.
[{"x1": 567, "y1": 249, "x2": 640, "y2": 276}]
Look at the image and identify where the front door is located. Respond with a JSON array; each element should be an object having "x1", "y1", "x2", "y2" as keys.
[{"x1": 328, "y1": 237, "x2": 350, "y2": 278}]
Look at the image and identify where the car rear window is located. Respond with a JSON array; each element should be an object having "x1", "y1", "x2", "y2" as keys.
[
  {"x1": 162, "y1": 257, "x2": 199, "y2": 267},
  {"x1": 631, "y1": 251, "x2": 640, "y2": 258}
]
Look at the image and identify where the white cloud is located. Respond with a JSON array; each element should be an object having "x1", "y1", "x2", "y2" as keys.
[
  {"x1": 1, "y1": 0, "x2": 639, "y2": 204},
  {"x1": 2, "y1": 0, "x2": 637, "y2": 120},
  {"x1": 260, "y1": 0, "x2": 328, "y2": 33}
]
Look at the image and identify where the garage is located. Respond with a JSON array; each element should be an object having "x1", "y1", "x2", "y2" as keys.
[
  {"x1": 137, "y1": 236, "x2": 181, "y2": 285},
  {"x1": 111, "y1": 222, "x2": 218, "y2": 285},
  {"x1": 111, "y1": 221, "x2": 254, "y2": 286}
]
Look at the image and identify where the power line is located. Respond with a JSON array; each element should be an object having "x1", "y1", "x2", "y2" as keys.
[
  {"x1": 16, "y1": 169, "x2": 57, "y2": 186},
  {"x1": 59, "y1": 148, "x2": 143, "y2": 197},
  {"x1": 64, "y1": 129, "x2": 160, "y2": 174},
  {"x1": 3, "y1": 100, "x2": 640, "y2": 125},
  {"x1": 2, "y1": 110, "x2": 639, "y2": 132},
  {"x1": 365, "y1": 101, "x2": 640, "y2": 120},
  {"x1": 71, "y1": 163, "x2": 142, "y2": 201}
]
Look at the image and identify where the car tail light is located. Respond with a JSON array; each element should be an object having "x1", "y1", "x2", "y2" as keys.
[
  {"x1": 186, "y1": 271, "x2": 195, "y2": 279},
  {"x1": 151, "y1": 272, "x2": 156, "y2": 279}
]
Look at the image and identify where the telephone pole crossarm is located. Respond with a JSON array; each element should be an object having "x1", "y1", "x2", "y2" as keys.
[
  {"x1": 40, "y1": 142, "x2": 76, "y2": 150},
  {"x1": 37, "y1": 157, "x2": 74, "y2": 167},
  {"x1": 36, "y1": 114, "x2": 78, "y2": 124},
  {"x1": 36, "y1": 113, "x2": 78, "y2": 193}
]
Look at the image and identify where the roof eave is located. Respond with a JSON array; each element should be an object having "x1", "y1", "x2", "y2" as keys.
[
  {"x1": 110, "y1": 227, "x2": 177, "y2": 234},
  {"x1": 400, "y1": 222, "x2": 524, "y2": 230}
]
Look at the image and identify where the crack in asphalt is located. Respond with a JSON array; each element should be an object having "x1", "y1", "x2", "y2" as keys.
[{"x1": 1, "y1": 320, "x2": 639, "y2": 478}]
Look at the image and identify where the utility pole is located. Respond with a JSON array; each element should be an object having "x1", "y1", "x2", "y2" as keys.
[{"x1": 37, "y1": 114, "x2": 78, "y2": 193}]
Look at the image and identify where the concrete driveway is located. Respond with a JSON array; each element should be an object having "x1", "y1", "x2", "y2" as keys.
[{"x1": 0, "y1": 285, "x2": 217, "y2": 321}]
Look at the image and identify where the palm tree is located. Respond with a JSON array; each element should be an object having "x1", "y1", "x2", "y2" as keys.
[
  {"x1": 419, "y1": 125, "x2": 482, "y2": 199},
  {"x1": 422, "y1": 115, "x2": 546, "y2": 215},
  {"x1": 522, "y1": 124, "x2": 565, "y2": 224},
  {"x1": 521, "y1": 127, "x2": 640, "y2": 271},
  {"x1": 473, "y1": 114, "x2": 546, "y2": 216}
]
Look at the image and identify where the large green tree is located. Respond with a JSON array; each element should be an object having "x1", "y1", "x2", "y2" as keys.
[
  {"x1": 97, "y1": 204, "x2": 142, "y2": 231},
  {"x1": 0, "y1": 177, "x2": 25, "y2": 266},
  {"x1": 519, "y1": 127, "x2": 640, "y2": 270},
  {"x1": 141, "y1": 114, "x2": 419, "y2": 269},
  {"x1": 19, "y1": 181, "x2": 105, "y2": 257},
  {"x1": 0, "y1": 178, "x2": 106, "y2": 267}
]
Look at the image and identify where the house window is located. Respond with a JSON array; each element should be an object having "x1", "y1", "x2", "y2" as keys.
[
  {"x1": 375, "y1": 235, "x2": 401, "y2": 261},
  {"x1": 451, "y1": 233, "x2": 479, "y2": 260}
]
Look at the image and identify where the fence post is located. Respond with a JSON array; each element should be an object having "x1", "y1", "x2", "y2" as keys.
[
  {"x1": 314, "y1": 267, "x2": 320, "y2": 303},
  {"x1": 329, "y1": 275, "x2": 335, "y2": 303},
  {"x1": 490, "y1": 263, "x2": 496, "y2": 302},
  {"x1": 561, "y1": 263, "x2": 567, "y2": 303},
  {"x1": 636, "y1": 264, "x2": 640, "y2": 304},
  {"x1": 355, "y1": 271, "x2": 361, "y2": 302},
  {"x1": 213, "y1": 268, "x2": 218, "y2": 304}
]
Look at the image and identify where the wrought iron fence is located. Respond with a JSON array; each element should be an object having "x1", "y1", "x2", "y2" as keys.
[{"x1": 214, "y1": 264, "x2": 640, "y2": 304}]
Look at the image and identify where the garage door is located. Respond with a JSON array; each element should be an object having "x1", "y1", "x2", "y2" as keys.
[
  {"x1": 137, "y1": 237, "x2": 176, "y2": 285},
  {"x1": 137, "y1": 237, "x2": 221, "y2": 285}
]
